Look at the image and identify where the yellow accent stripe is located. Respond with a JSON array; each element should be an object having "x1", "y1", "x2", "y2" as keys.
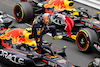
[
  {"x1": 71, "y1": 35, "x2": 76, "y2": 40},
  {"x1": 15, "y1": 4, "x2": 24, "y2": 22},
  {"x1": 76, "y1": 30, "x2": 90, "y2": 51},
  {"x1": 79, "y1": 30, "x2": 88, "y2": 37}
]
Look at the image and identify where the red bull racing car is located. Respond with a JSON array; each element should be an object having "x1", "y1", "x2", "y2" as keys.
[
  {"x1": 13, "y1": 0, "x2": 100, "y2": 54},
  {"x1": 0, "y1": 11, "x2": 78, "y2": 67},
  {"x1": 51, "y1": 8, "x2": 100, "y2": 54},
  {"x1": 14, "y1": 0, "x2": 76, "y2": 23}
]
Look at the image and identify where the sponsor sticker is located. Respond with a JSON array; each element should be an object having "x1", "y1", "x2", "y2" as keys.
[{"x1": 0, "y1": 49, "x2": 24, "y2": 65}]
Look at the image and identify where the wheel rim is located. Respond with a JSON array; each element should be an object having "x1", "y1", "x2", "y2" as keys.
[
  {"x1": 77, "y1": 32, "x2": 88, "y2": 50},
  {"x1": 14, "y1": 5, "x2": 22, "y2": 21}
]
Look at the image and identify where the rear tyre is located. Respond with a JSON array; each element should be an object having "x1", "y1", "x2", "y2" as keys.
[
  {"x1": 76, "y1": 28, "x2": 98, "y2": 52},
  {"x1": 14, "y1": 2, "x2": 33, "y2": 23}
]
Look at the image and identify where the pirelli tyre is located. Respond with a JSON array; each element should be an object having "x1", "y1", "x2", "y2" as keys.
[
  {"x1": 14, "y1": 2, "x2": 33, "y2": 23},
  {"x1": 76, "y1": 28, "x2": 98, "y2": 52}
]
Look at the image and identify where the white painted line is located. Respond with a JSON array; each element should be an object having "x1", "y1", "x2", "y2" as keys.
[
  {"x1": 88, "y1": 0, "x2": 100, "y2": 5},
  {"x1": 74, "y1": 0, "x2": 100, "y2": 10},
  {"x1": 0, "y1": 10, "x2": 15, "y2": 20},
  {"x1": 7, "y1": 14, "x2": 15, "y2": 19},
  {"x1": 25, "y1": 23, "x2": 32, "y2": 27},
  {"x1": 46, "y1": 33, "x2": 52, "y2": 36}
]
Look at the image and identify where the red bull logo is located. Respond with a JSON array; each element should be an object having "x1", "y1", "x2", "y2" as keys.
[
  {"x1": 0, "y1": 28, "x2": 25, "y2": 45},
  {"x1": 44, "y1": 0, "x2": 79, "y2": 16},
  {"x1": 44, "y1": 0, "x2": 74, "y2": 11},
  {"x1": 1, "y1": 40, "x2": 12, "y2": 48},
  {"x1": 0, "y1": 28, "x2": 37, "y2": 49}
]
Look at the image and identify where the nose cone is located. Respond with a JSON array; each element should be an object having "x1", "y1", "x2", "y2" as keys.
[
  {"x1": 69, "y1": 1, "x2": 74, "y2": 6},
  {"x1": 64, "y1": 0, "x2": 74, "y2": 8}
]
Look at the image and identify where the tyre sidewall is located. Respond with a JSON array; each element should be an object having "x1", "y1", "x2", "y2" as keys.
[
  {"x1": 14, "y1": 3, "x2": 24, "y2": 22},
  {"x1": 76, "y1": 29, "x2": 90, "y2": 51},
  {"x1": 76, "y1": 28, "x2": 98, "y2": 52},
  {"x1": 14, "y1": 2, "x2": 33, "y2": 22}
]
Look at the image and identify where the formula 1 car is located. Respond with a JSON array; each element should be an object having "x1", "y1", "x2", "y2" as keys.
[
  {"x1": 0, "y1": 11, "x2": 78, "y2": 67},
  {"x1": 13, "y1": 0, "x2": 100, "y2": 54},
  {"x1": 14, "y1": 0, "x2": 78, "y2": 23},
  {"x1": 51, "y1": 8, "x2": 100, "y2": 54}
]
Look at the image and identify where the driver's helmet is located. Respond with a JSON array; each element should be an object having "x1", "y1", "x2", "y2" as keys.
[{"x1": 42, "y1": 13, "x2": 51, "y2": 24}]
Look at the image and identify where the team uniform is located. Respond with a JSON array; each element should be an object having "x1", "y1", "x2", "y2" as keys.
[{"x1": 32, "y1": 13, "x2": 62, "y2": 46}]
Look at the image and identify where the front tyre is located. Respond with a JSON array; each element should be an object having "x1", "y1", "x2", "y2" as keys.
[
  {"x1": 14, "y1": 2, "x2": 33, "y2": 23},
  {"x1": 76, "y1": 28, "x2": 98, "y2": 52}
]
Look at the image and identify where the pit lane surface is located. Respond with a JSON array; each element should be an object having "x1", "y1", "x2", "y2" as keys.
[{"x1": 0, "y1": 0, "x2": 100, "y2": 67}]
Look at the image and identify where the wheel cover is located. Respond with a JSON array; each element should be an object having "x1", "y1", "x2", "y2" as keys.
[
  {"x1": 77, "y1": 32, "x2": 89, "y2": 50},
  {"x1": 14, "y1": 5, "x2": 23, "y2": 21}
]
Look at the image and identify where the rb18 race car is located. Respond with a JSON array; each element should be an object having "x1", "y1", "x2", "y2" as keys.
[
  {"x1": 13, "y1": 0, "x2": 100, "y2": 54},
  {"x1": 50, "y1": 8, "x2": 100, "y2": 54},
  {"x1": 33, "y1": 7, "x2": 100, "y2": 55},
  {"x1": 0, "y1": 11, "x2": 78, "y2": 67},
  {"x1": 33, "y1": 8, "x2": 100, "y2": 55},
  {"x1": 14, "y1": 0, "x2": 78, "y2": 23}
]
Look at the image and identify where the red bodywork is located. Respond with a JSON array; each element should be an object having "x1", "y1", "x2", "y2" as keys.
[
  {"x1": 44, "y1": 0, "x2": 74, "y2": 15},
  {"x1": 0, "y1": 28, "x2": 37, "y2": 49},
  {"x1": 0, "y1": 28, "x2": 25, "y2": 48}
]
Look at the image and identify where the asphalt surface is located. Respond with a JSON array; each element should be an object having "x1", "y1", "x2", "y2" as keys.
[{"x1": 0, "y1": 0, "x2": 100, "y2": 67}]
